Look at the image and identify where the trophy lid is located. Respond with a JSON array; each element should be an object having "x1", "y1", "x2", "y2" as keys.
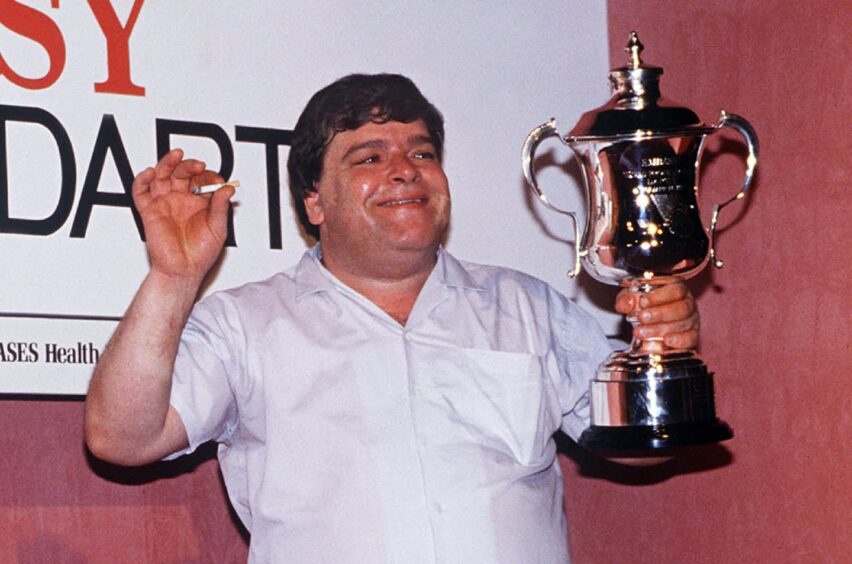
[{"x1": 568, "y1": 32, "x2": 712, "y2": 140}]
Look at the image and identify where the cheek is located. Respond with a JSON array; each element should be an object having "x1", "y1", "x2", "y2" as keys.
[
  {"x1": 346, "y1": 171, "x2": 377, "y2": 197},
  {"x1": 354, "y1": 181, "x2": 375, "y2": 198},
  {"x1": 334, "y1": 183, "x2": 373, "y2": 218},
  {"x1": 429, "y1": 168, "x2": 450, "y2": 195},
  {"x1": 324, "y1": 181, "x2": 375, "y2": 227}
]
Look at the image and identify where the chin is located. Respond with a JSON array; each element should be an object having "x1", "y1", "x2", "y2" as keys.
[{"x1": 384, "y1": 222, "x2": 446, "y2": 248}]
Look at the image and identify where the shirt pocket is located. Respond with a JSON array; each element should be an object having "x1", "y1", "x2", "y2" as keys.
[{"x1": 424, "y1": 347, "x2": 561, "y2": 468}]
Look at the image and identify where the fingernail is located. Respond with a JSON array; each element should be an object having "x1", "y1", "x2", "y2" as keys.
[
  {"x1": 639, "y1": 297, "x2": 650, "y2": 308},
  {"x1": 640, "y1": 311, "x2": 653, "y2": 323}
]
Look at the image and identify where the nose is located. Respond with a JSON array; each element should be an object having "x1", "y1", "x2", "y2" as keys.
[{"x1": 388, "y1": 154, "x2": 420, "y2": 183}]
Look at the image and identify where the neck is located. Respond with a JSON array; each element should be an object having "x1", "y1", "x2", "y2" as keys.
[{"x1": 320, "y1": 244, "x2": 438, "y2": 325}]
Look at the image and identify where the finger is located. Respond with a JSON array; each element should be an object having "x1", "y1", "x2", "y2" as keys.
[
  {"x1": 614, "y1": 289, "x2": 639, "y2": 316},
  {"x1": 663, "y1": 328, "x2": 699, "y2": 350},
  {"x1": 639, "y1": 282, "x2": 688, "y2": 308},
  {"x1": 637, "y1": 295, "x2": 696, "y2": 325},
  {"x1": 152, "y1": 150, "x2": 212, "y2": 195},
  {"x1": 171, "y1": 159, "x2": 207, "y2": 182},
  {"x1": 189, "y1": 171, "x2": 226, "y2": 193},
  {"x1": 635, "y1": 314, "x2": 699, "y2": 340},
  {"x1": 158, "y1": 158, "x2": 206, "y2": 195},
  {"x1": 152, "y1": 149, "x2": 184, "y2": 181},
  {"x1": 147, "y1": 149, "x2": 186, "y2": 196},
  {"x1": 206, "y1": 185, "x2": 236, "y2": 237},
  {"x1": 131, "y1": 167, "x2": 156, "y2": 207}
]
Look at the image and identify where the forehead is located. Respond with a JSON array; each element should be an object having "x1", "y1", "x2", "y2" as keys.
[{"x1": 325, "y1": 120, "x2": 432, "y2": 156}]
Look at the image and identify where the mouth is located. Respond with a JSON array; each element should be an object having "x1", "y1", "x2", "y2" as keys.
[{"x1": 379, "y1": 197, "x2": 426, "y2": 207}]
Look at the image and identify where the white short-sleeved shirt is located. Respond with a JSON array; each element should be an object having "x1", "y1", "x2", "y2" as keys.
[{"x1": 168, "y1": 246, "x2": 611, "y2": 563}]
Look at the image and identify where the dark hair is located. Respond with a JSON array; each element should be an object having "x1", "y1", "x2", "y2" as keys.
[{"x1": 287, "y1": 73, "x2": 445, "y2": 239}]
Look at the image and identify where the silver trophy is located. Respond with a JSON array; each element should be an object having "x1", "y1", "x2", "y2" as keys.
[{"x1": 522, "y1": 32, "x2": 758, "y2": 453}]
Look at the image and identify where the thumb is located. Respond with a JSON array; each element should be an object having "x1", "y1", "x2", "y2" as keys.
[
  {"x1": 614, "y1": 289, "x2": 639, "y2": 315},
  {"x1": 207, "y1": 185, "x2": 236, "y2": 236}
]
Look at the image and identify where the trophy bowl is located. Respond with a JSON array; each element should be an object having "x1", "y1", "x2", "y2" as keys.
[{"x1": 522, "y1": 32, "x2": 758, "y2": 454}]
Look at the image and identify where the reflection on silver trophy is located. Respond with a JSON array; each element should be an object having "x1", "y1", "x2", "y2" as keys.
[{"x1": 522, "y1": 32, "x2": 759, "y2": 453}]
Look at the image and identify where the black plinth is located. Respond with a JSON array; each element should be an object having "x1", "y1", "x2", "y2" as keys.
[{"x1": 579, "y1": 419, "x2": 733, "y2": 457}]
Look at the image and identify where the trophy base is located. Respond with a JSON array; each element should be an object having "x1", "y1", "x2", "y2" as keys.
[
  {"x1": 580, "y1": 348, "x2": 734, "y2": 455},
  {"x1": 579, "y1": 419, "x2": 733, "y2": 456}
]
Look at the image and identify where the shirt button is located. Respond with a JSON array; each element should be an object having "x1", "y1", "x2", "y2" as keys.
[
  {"x1": 433, "y1": 502, "x2": 444, "y2": 513},
  {"x1": 403, "y1": 332, "x2": 413, "y2": 341}
]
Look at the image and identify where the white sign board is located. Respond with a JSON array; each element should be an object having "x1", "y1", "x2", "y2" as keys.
[{"x1": 0, "y1": 1, "x2": 612, "y2": 394}]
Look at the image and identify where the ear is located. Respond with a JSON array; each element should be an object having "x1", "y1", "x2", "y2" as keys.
[{"x1": 303, "y1": 189, "x2": 325, "y2": 226}]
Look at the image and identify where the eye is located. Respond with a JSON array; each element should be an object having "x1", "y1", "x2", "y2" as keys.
[
  {"x1": 355, "y1": 154, "x2": 380, "y2": 165},
  {"x1": 413, "y1": 150, "x2": 436, "y2": 160}
]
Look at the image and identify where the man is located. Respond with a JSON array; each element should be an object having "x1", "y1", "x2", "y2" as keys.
[{"x1": 85, "y1": 74, "x2": 698, "y2": 562}]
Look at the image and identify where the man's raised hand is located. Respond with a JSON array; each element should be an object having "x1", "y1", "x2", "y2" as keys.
[{"x1": 131, "y1": 148, "x2": 236, "y2": 282}]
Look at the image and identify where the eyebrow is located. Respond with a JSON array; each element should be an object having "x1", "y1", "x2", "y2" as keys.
[{"x1": 341, "y1": 134, "x2": 434, "y2": 161}]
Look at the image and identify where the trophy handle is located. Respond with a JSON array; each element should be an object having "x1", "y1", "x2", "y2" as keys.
[
  {"x1": 708, "y1": 110, "x2": 760, "y2": 268},
  {"x1": 522, "y1": 118, "x2": 583, "y2": 277}
]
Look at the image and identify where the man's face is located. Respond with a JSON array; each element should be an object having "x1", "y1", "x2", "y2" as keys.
[{"x1": 304, "y1": 119, "x2": 451, "y2": 265}]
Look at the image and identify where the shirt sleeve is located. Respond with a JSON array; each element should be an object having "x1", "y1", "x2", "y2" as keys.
[
  {"x1": 550, "y1": 294, "x2": 613, "y2": 442},
  {"x1": 164, "y1": 297, "x2": 239, "y2": 460}
]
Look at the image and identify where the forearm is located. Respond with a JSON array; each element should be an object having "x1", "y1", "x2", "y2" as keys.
[{"x1": 84, "y1": 270, "x2": 202, "y2": 465}]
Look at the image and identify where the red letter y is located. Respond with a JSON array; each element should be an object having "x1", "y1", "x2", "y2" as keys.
[{"x1": 88, "y1": 0, "x2": 146, "y2": 96}]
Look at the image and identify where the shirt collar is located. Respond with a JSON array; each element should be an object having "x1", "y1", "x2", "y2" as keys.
[
  {"x1": 293, "y1": 244, "x2": 335, "y2": 301},
  {"x1": 434, "y1": 247, "x2": 487, "y2": 292},
  {"x1": 293, "y1": 244, "x2": 486, "y2": 302}
]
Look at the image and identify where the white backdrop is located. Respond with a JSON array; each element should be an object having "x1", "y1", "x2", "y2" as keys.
[{"x1": 0, "y1": 1, "x2": 615, "y2": 394}]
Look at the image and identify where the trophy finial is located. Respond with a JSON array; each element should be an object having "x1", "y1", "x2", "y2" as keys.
[{"x1": 626, "y1": 31, "x2": 644, "y2": 69}]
